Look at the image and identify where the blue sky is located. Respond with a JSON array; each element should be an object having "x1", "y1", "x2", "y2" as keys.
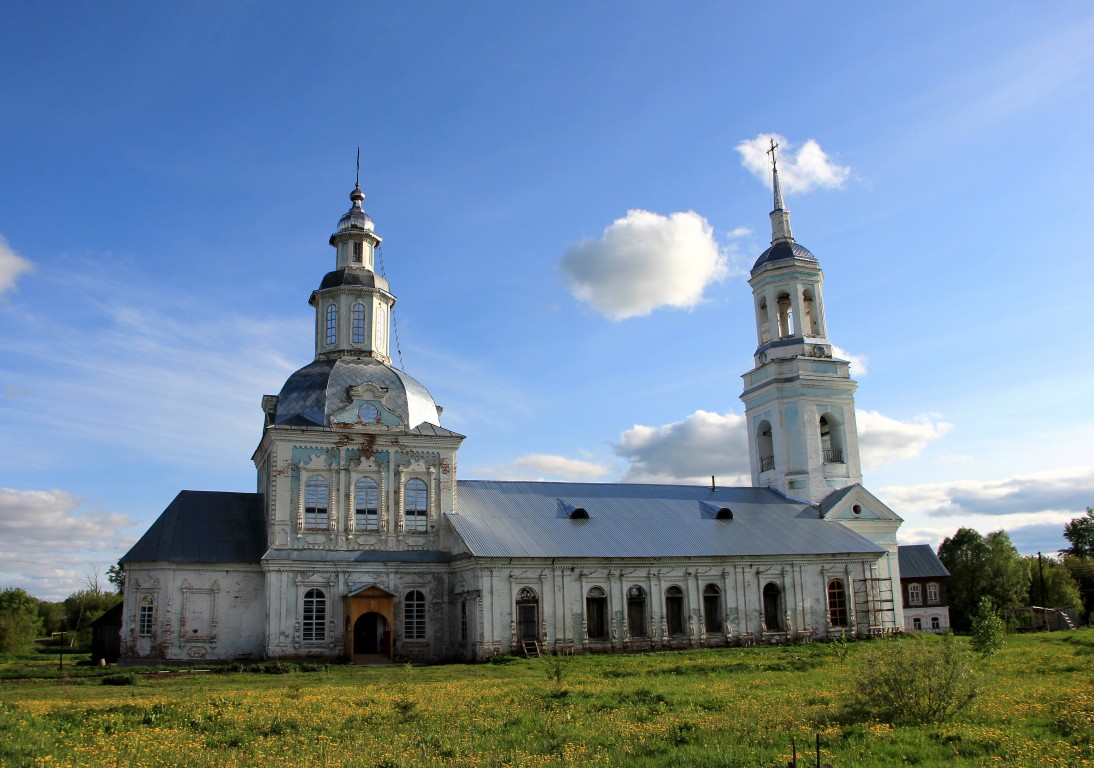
[{"x1": 2, "y1": 3, "x2": 1092, "y2": 599}]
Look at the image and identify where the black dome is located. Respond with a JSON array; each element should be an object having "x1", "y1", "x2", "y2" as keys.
[
  {"x1": 318, "y1": 268, "x2": 390, "y2": 292},
  {"x1": 751, "y1": 241, "x2": 816, "y2": 272}
]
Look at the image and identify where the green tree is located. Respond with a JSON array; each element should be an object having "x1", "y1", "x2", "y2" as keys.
[
  {"x1": 970, "y1": 596, "x2": 1006, "y2": 658},
  {"x1": 63, "y1": 589, "x2": 122, "y2": 648},
  {"x1": 938, "y1": 527, "x2": 1029, "y2": 631},
  {"x1": 0, "y1": 587, "x2": 45, "y2": 653},
  {"x1": 1063, "y1": 556, "x2": 1094, "y2": 624},
  {"x1": 1063, "y1": 508, "x2": 1094, "y2": 558},
  {"x1": 106, "y1": 562, "x2": 126, "y2": 594},
  {"x1": 36, "y1": 600, "x2": 66, "y2": 635},
  {"x1": 1026, "y1": 554, "x2": 1084, "y2": 617}
]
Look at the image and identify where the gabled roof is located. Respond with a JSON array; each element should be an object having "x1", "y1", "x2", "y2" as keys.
[
  {"x1": 898, "y1": 544, "x2": 950, "y2": 579},
  {"x1": 449, "y1": 481, "x2": 885, "y2": 559},
  {"x1": 819, "y1": 484, "x2": 903, "y2": 522},
  {"x1": 120, "y1": 491, "x2": 266, "y2": 565}
]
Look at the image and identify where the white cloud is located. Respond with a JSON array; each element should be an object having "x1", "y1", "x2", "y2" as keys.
[
  {"x1": 879, "y1": 467, "x2": 1094, "y2": 520},
  {"x1": 857, "y1": 410, "x2": 952, "y2": 470},
  {"x1": 727, "y1": 226, "x2": 752, "y2": 239},
  {"x1": 477, "y1": 453, "x2": 612, "y2": 482},
  {"x1": 559, "y1": 209, "x2": 729, "y2": 320},
  {"x1": 0, "y1": 488, "x2": 140, "y2": 600},
  {"x1": 614, "y1": 410, "x2": 751, "y2": 485},
  {"x1": 736, "y1": 134, "x2": 851, "y2": 194},
  {"x1": 0, "y1": 235, "x2": 34, "y2": 296},
  {"x1": 831, "y1": 345, "x2": 869, "y2": 376}
]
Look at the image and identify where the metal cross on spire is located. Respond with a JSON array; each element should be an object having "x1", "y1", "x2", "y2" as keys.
[
  {"x1": 355, "y1": 146, "x2": 361, "y2": 190},
  {"x1": 767, "y1": 138, "x2": 786, "y2": 212}
]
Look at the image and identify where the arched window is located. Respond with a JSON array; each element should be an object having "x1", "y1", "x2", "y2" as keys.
[
  {"x1": 626, "y1": 585, "x2": 648, "y2": 638},
  {"x1": 665, "y1": 586, "x2": 686, "y2": 636},
  {"x1": 586, "y1": 586, "x2": 608, "y2": 640},
  {"x1": 908, "y1": 583, "x2": 922, "y2": 606},
  {"x1": 404, "y1": 590, "x2": 426, "y2": 640},
  {"x1": 913, "y1": 617, "x2": 922, "y2": 631},
  {"x1": 819, "y1": 414, "x2": 845, "y2": 464},
  {"x1": 325, "y1": 303, "x2": 338, "y2": 345},
  {"x1": 926, "y1": 583, "x2": 940, "y2": 605},
  {"x1": 756, "y1": 420, "x2": 775, "y2": 473},
  {"x1": 762, "y1": 582, "x2": 784, "y2": 631},
  {"x1": 358, "y1": 403, "x2": 379, "y2": 424},
  {"x1": 376, "y1": 305, "x2": 386, "y2": 351},
  {"x1": 404, "y1": 479, "x2": 428, "y2": 532},
  {"x1": 802, "y1": 288, "x2": 819, "y2": 336},
  {"x1": 354, "y1": 477, "x2": 380, "y2": 531},
  {"x1": 758, "y1": 297, "x2": 771, "y2": 344},
  {"x1": 138, "y1": 595, "x2": 155, "y2": 637},
  {"x1": 703, "y1": 584, "x2": 722, "y2": 633},
  {"x1": 516, "y1": 587, "x2": 539, "y2": 642},
  {"x1": 827, "y1": 579, "x2": 848, "y2": 627},
  {"x1": 304, "y1": 476, "x2": 329, "y2": 530},
  {"x1": 302, "y1": 588, "x2": 326, "y2": 641},
  {"x1": 351, "y1": 303, "x2": 366, "y2": 343},
  {"x1": 776, "y1": 292, "x2": 793, "y2": 338}
]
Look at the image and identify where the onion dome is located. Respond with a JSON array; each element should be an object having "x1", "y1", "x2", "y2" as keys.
[{"x1": 335, "y1": 184, "x2": 374, "y2": 235}]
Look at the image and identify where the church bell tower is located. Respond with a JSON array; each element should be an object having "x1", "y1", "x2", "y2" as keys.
[{"x1": 740, "y1": 141, "x2": 863, "y2": 503}]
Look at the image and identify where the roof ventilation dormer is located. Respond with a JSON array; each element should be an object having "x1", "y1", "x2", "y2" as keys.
[
  {"x1": 699, "y1": 501, "x2": 733, "y2": 520},
  {"x1": 556, "y1": 500, "x2": 590, "y2": 520}
]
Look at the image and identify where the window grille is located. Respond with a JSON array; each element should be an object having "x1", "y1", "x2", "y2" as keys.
[
  {"x1": 326, "y1": 303, "x2": 337, "y2": 345},
  {"x1": 404, "y1": 479, "x2": 428, "y2": 532},
  {"x1": 304, "y1": 476, "x2": 329, "y2": 530},
  {"x1": 355, "y1": 477, "x2": 379, "y2": 531},
  {"x1": 352, "y1": 303, "x2": 366, "y2": 343},
  {"x1": 404, "y1": 590, "x2": 426, "y2": 640},
  {"x1": 138, "y1": 595, "x2": 154, "y2": 637},
  {"x1": 302, "y1": 589, "x2": 326, "y2": 642},
  {"x1": 827, "y1": 579, "x2": 849, "y2": 627}
]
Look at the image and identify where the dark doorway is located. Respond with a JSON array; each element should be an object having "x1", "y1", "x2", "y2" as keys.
[
  {"x1": 762, "y1": 583, "x2": 784, "y2": 631},
  {"x1": 516, "y1": 587, "x2": 539, "y2": 641},
  {"x1": 354, "y1": 612, "x2": 387, "y2": 654}
]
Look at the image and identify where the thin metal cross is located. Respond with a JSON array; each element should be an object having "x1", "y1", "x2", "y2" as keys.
[
  {"x1": 767, "y1": 138, "x2": 779, "y2": 171},
  {"x1": 356, "y1": 146, "x2": 361, "y2": 188}
]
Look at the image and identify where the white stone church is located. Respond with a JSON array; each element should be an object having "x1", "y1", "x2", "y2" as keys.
[{"x1": 119, "y1": 157, "x2": 905, "y2": 664}]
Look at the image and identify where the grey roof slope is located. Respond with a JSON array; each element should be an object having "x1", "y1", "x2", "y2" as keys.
[
  {"x1": 898, "y1": 544, "x2": 950, "y2": 579},
  {"x1": 120, "y1": 491, "x2": 266, "y2": 565},
  {"x1": 449, "y1": 481, "x2": 885, "y2": 559}
]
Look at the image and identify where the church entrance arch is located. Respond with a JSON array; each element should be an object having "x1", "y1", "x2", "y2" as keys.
[
  {"x1": 345, "y1": 584, "x2": 395, "y2": 661},
  {"x1": 515, "y1": 587, "x2": 539, "y2": 642},
  {"x1": 354, "y1": 612, "x2": 388, "y2": 654}
]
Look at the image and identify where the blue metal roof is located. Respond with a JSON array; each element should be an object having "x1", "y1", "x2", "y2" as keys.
[
  {"x1": 449, "y1": 481, "x2": 885, "y2": 559},
  {"x1": 898, "y1": 545, "x2": 950, "y2": 579},
  {"x1": 752, "y1": 240, "x2": 817, "y2": 271},
  {"x1": 120, "y1": 491, "x2": 266, "y2": 565}
]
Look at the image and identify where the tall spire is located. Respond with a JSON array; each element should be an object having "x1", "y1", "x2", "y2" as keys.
[{"x1": 767, "y1": 138, "x2": 794, "y2": 244}]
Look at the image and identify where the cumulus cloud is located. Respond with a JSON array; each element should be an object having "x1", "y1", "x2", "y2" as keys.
[
  {"x1": 614, "y1": 410, "x2": 751, "y2": 485},
  {"x1": 477, "y1": 454, "x2": 612, "y2": 482},
  {"x1": 736, "y1": 134, "x2": 851, "y2": 194},
  {"x1": 857, "y1": 410, "x2": 952, "y2": 470},
  {"x1": 832, "y1": 345, "x2": 868, "y2": 376},
  {"x1": 0, "y1": 488, "x2": 140, "y2": 600},
  {"x1": 0, "y1": 235, "x2": 33, "y2": 296},
  {"x1": 879, "y1": 467, "x2": 1094, "y2": 520},
  {"x1": 559, "y1": 209, "x2": 729, "y2": 320}
]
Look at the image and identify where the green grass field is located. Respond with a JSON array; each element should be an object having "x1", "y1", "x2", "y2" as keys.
[{"x1": 1, "y1": 630, "x2": 1091, "y2": 767}]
